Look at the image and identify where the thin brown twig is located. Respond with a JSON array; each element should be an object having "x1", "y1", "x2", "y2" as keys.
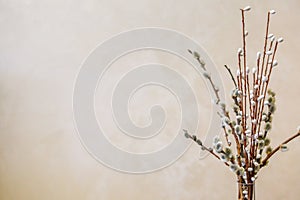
[
  {"x1": 258, "y1": 12, "x2": 271, "y2": 93},
  {"x1": 255, "y1": 40, "x2": 275, "y2": 135},
  {"x1": 256, "y1": 42, "x2": 279, "y2": 142},
  {"x1": 241, "y1": 9, "x2": 250, "y2": 175},
  {"x1": 224, "y1": 65, "x2": 237, "y2": 88},
  {"x1": 252, "y1": 12, "x2": 272, "y2": 159},
  {"x1": 207, "y1": 77, "x2": 221, "y2": 104},
  {"x1": 255, "y1": 12, "x2": 271, "y2": 128}
]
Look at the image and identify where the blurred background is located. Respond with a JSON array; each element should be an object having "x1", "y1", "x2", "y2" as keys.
[{"x1": 1, "y1": 0, "x2": 300, "y2": 199}]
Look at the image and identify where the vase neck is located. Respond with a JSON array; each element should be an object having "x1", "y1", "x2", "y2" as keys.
[{"x1": 238, "y1": 181, "x2": 256, "y2": 200}]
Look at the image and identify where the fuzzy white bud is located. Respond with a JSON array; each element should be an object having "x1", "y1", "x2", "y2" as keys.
[
  {"x1": 264, "y1": 100, "x2": 270, "y2": 106},
  {"x1": 268, "y1": 33, "x2": 274, "y2": 39},
  {"x1": 262, "y1": 114, "x2": 267, "y2": 121},
  {"x1": 257, "y1": 95, "x2": 264, "y2": 101},
  {"x1": 270, "y1": 10, "x2": 276, "y2": 14},
  {"x1": 203, "y1": 72, "x2": 211, "y2": 79},
  {"x1": 213, "y1": 135, "x2": 220, "y2": 144},
  {"x1": 266, "y1": 50, "x2": 272, "y2": 55},
  {"x1": 252, "y1": 67, "x2": 257, "y2": 74},
  {"x1": 254, "y1": 84, "x2": 259, "y2": 90},
  {"x1": 238, "y1": 48, "x2": 243, "y2": 55},
  {"x1": 277, "y1": 37, "x2": 284, "y2": 43},
  {"x1": 262, "y1": 76, "x2": 268, "y2": 82},
  {"x1": 245, "y1": 30, "x2": 249, "y2": 37},
  {"x1": 243, "y1": 6, "x2": 251, "y2": 11},
  {"x1": 257, "y1": 52, "x2": 261, "y2": 60},
  {"x1": 280, "y1": 145, "x2": 289, "y2": 152},
  {"x1": 230, "y1": 164, "x2": 238, "y2": 172},
  {"x1": 271, "y1": 36, "x2": 276, "y2": 42},
  {"x1": 246, "y1": 67, "x2": 250, "y2": 74},
  {"x1": 272, "y1": 60, "x2": 278, "y2": 67},
  {"x1": 245, "y1": 129, "x2": 251, "y2": 136},
  {"x1": 256, "y1": 154, "x2": 261, "y2": 159}
]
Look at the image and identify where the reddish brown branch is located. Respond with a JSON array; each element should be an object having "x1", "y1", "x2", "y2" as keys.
[{"x1": 261, "y1": 131, "x2": 300, "y2": 167}]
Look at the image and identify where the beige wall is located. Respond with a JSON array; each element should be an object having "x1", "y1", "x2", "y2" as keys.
[{"x1": 1, "y1": 0, "x2": 300, "y2": 199}]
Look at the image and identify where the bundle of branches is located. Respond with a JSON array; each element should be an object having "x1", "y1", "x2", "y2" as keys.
[{"x1": 184, "y1": 6, "x2": 300, "y2": 200}]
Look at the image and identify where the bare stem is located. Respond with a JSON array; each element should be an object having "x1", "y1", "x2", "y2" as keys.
[
  {"x1": 258, "y1": 13, "x2": 271, "y2": 92},
  {"x1": 224, "y1": 65, "x2": 237, "y2": 88}
]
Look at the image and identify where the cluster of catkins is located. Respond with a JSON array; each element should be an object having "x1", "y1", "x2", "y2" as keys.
[{"x1": 212, "y1": 88, "x2": 279, "y2": 182}]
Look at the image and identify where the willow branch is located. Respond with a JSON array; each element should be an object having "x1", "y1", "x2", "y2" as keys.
[
  {"x1": 188, "y1": 50, "x2": 220, "y2": 104},
  {"x1": 183, "y1": 130, "x2": 229, "y2": 166},
  {"x1": 206, "y1": 76, "x2": 221, "y2": 104},
  {"x1": 261, "y1": 131, "x2": 300, "y2": 167},
  {"x1": 241, "y1": 10, "x2": 250, "y2": 176},
  {"x1": 256, "y1": 42, "x2": 279, "y2": 138}
]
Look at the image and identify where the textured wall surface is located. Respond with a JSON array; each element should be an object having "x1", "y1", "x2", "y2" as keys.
[{"x1": 0, "y1": 0, "x2": 300, "y2": 199}]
